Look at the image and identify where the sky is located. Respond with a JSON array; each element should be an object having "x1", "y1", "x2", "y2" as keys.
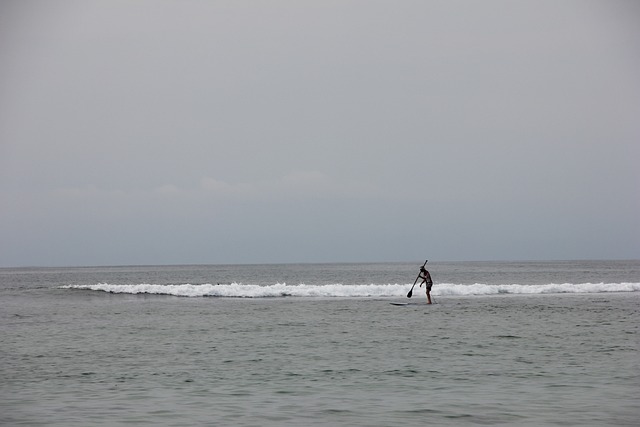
[{"x1": 1, "y1": 0, "x2": 639, "y2": 267}]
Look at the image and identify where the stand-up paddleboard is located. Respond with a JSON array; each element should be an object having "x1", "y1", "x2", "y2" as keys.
[{"x1": 390, "y1": 302, "x2": 426, "y2": 306}]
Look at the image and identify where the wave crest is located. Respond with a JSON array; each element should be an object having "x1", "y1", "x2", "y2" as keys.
[{"x1": 59, "y1": 282, "x2": 640, "y2": 298}]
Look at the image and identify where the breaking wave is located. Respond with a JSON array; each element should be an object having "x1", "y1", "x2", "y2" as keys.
[{"x1": 59, "y1": 282, "x2": 640, "y2": 298}]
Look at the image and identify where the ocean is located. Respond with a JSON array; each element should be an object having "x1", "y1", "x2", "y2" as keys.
[{"x1": 1, "y1": 260, "x2": 638, "y2": 426}]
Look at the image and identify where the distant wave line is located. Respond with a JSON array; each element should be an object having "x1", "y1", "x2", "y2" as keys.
[{"x1": 59, "y1": 282, "x2": 640, "y2": 298}]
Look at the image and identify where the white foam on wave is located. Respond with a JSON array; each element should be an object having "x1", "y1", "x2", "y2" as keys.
[
  {"x1": 59, "y1": 283, "x2": 406, "y2": 298},
  {"x1": 59, "y1": 282, "x2": 640, "y2": 298},
  {"x1": 436, "y1": 282, "x2": 640, "y2": 296}
]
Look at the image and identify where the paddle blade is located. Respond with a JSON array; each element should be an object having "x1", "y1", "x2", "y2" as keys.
[{"x1": 407, "y1": 289, "x2": 413, "y2": 298}]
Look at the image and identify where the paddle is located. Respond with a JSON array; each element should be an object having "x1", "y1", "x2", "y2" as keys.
[{"x1": 407, "y1": 260, "x2": 428, "y2": 298}]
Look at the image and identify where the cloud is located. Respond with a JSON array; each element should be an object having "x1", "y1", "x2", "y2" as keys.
[
  {"x1": 40, "y1": 170, "x2": 381, "y2": 217},
  {"x1": 153, "y1": 184, "x2": 181, "y2": 195},
  {"x1": 199, "y1": 170, "x2": 380, "y2": 201}
]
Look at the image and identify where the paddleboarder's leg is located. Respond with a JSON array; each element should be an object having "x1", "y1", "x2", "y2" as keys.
[{"x1": 425, "y1": 282, "x2": 432, "y2": 304}]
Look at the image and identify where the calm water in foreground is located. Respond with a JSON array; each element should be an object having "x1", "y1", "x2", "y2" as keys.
[{"x1": 1, "y1": 260, "x2": 639, "y2": 426}]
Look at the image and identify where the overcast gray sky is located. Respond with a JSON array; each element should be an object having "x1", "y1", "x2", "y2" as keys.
[{"x1": 1, "y1": 0, "x2": 639, "y2": 267}]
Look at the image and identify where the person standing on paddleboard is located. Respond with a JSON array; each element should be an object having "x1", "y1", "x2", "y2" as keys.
[{"x1": 418, "y1": 266, "x2": 433, "y2": 304}]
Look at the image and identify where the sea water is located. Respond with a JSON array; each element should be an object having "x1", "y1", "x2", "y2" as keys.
[{"x1": 1, "y1": 260, "x2": 638, "y2": 426}]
